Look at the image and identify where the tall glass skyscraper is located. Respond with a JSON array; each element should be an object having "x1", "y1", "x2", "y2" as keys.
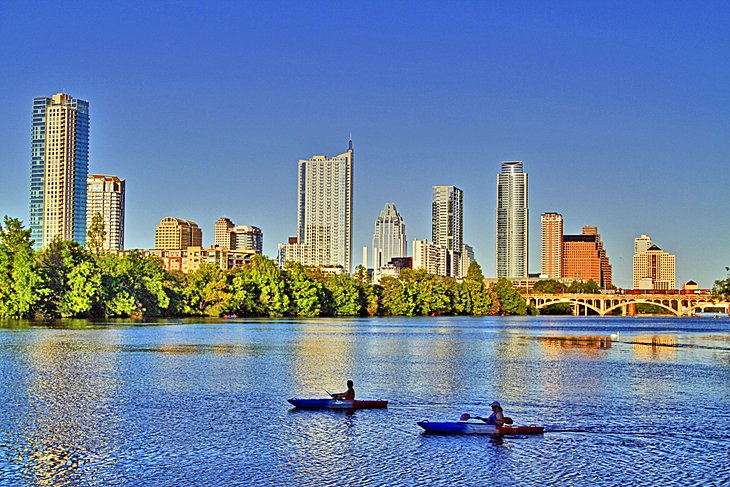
[
  {"x1": 372, "y1": 203, "x2": 407, "y2": 271},
  {"x1": 280, "y1": 139, "x2": 354, "y2": 272},
  {"x1": 30, "y1": 93, "x2": 89, "y2": 250},
  {"x1": 496, "y1": 161, "x2": 528, "y2": 278},
  {"x1": 432, "y1": 186, "x2": 463, "y2": 252}
]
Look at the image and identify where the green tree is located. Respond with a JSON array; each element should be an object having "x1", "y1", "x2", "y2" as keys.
[
  {"x1": 323, "y1": 274, "x2": 365, "y2": 316},
  {"x1": 98, "y1": 251, "x2": 179, "y2": 318},
  {"x1": 532, "y1": 279, "x2": 567, "y2": 294},
  {"x1": 37, "y1": 239, "x2": 103, "y2": 318},
  {"x1": 285, "y1": 262, "x2": 324, "y2": 317},
  {"x1": 493, "y1": 278, "x2": 528, "y2": 315},
  {"x1": 713, "y1": 267, "x2": 730, "y2": 299},
  {"x1": 464, "y1": 261, "x2": 492, "y2": 315},
  {"x1": 567, "y1": 280, "x2": 601, "y2": 294},
  {"x1": 86, "y1": 212, "x2": 106, "y2": 254},
  {"x1": 0, "y1": 217, "x2": 44, "y2": 319},
  {"x1": 182, "y1": 263, "x2": 231, "y2": 316}
]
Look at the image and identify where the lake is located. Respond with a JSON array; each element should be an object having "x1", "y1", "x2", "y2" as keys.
[{"x1": 0, "y1": 316, "x2": 728, "y2": 486}]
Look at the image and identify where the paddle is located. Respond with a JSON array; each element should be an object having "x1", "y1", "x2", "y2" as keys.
[{"x1": 460, "y1": 413, "x2": 513, "y2": 424}]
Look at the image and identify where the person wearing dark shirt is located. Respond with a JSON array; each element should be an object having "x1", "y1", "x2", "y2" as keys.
[{"x1": 331, "y1": 380, "x2": 355, "y2": 400}]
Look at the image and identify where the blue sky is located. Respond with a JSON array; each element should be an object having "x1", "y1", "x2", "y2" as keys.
[{"x1": 1, "y1": 1, "x2": 729, "y2": 288}]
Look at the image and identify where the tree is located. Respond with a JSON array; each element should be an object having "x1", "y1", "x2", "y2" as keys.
[
  {"x1": 0, "y1": 217, "x2": 45, "y2": 319},
  {"x1": 713, "y1": 267, "x2": 730, "y2": 299},
  {"x1": 323, "y1": 274, "x2": 365, "y2": 316},
  {"x1": 37, "y1": 239, "x2": 103, "y2": 318},
  {"x1": 285, "y1": 262, "x2": 324, "y2": 317},
  {"x1": 532, "y1": 279, "x2": 567, "y2": 294},
  {"x1": 86, "y1": 212, "x2": 106, "y2": 254},
  {"x1": 464, "y1": 261, "x2": 492, "y2": 315},
  {"x1": 493, "y1": 278, "x2": 528, "y2": 315},
  {"x1": 182, "y1": 263, "x2": 230, "y2": 316}
]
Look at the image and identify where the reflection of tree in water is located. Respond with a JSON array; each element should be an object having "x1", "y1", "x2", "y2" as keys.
[{"x1": 13, "y1": 332, "x2": 121, "y2": 485}]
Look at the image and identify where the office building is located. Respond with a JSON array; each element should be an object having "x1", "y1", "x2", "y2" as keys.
[
  {"x1": 30, "y1": 93, "x2": 90, "y2": 249},
  {"x1": 279, "y1": 139, "x2": 354, "y2": 272},
  {"x1": 86, "y1": 174, "x2": 125, "y2": 250},
  {"x1": 633, "y1": 239, "x2": 676, "y2": 290},
  {"x1": 562, "y1": 226, "x2": 612, "y2": 288},
  {"x1": 372, "y1": 203, "x2": 407, "y2": 273},
  {"x1": 496, "y1": 161, "x2": 528, "y2": 278},
  {"x1": 634, "y1": 234, "x2": 652, "y2": 255},
  {"x1": 540, "y1": 212, "x2": 563, "y2": 278},
  {"x1": 412, "y1": 239, "x2": 448, "y2": 277},
  {"x1": 432, "y1": 186, "x2": 464, "y2": 278},
  {"x1": 234, "y1": 225, "x2": 263, "y2": 254},
  {"x1": 155, "y1": 217, "x2": 202, "y2": 250},
  {"x1": 214, "y1": 217, "x2": 235, "y2": 249}
]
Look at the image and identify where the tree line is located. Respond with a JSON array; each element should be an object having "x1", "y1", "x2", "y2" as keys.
[{"x1": 0, "y1": 216, "x2": 531, "y2": 320}]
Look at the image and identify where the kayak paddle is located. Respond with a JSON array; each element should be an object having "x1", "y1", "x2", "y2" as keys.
[{"x1": 459, "y1": 413, "x2": 513, "y2": 424}]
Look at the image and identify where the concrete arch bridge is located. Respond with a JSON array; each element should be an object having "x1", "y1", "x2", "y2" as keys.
[{"x1": 526, "y1": 293, "x2": 730, "y2": 317}]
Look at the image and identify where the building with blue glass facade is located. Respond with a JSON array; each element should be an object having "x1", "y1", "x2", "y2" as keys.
[{"x1": 30, "y1": 93, "x2": 89, "y2": 249}]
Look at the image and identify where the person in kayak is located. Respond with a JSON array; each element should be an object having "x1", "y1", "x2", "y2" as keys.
[
  {"x1": 331, "y1": 380, "x2": 355, "y2": 400},
  {"x1": 483, "y1": 401, "x2": 506, "y2": 426}
]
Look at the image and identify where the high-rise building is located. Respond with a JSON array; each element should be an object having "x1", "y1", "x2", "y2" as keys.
[
  {"x1": 562, "y1": 226, "x2": 612, "y2": 288},
  {"x1": 496, "y1": 161, "x2": 528, "y2": 278},
  {"x1": 86, "y1": 174, "x2": 125, "y2": 250},
  {"x1": 432, "y1": 186, "x2": 463, "y2": 277},
  {"x1": 633, "y1": 239, "x2": 676, "y2": 290},
  {"x1": 540, "y1": 212, "x2": 563, "y2": 278},
  {"x1": 155, "y1": 217, "x2": 202, "y2": 250},
  {"x1": 634, "y1": 234, "x2": 652, "y2": 255},
  {"x1": 234, "y1": 225, "x2": 263, "y2": 254},
  {"x1": 412, "y1": 239, "x2": 448, "y2": 277},
  {"x1": 30, "y1": 93, "x2": 90, "y2": 249},
  {"x1": 372, "y1": 203, "x2": 407, "y2": 273},
  {"x1": 214, "y1": 217, "x2": 235, "y2": 249},
  {"x1": 279, "y1": 139, "x2": 354, "y2": 272}
]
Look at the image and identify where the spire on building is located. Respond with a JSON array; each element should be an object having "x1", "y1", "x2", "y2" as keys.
[{"x1": 348, "y1": 133, "x2": 353, "y2": 151}]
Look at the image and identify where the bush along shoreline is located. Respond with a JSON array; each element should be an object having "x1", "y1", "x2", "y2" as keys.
[{"x1": 0, "y1": 216, "x2": 532, "y2": 320}]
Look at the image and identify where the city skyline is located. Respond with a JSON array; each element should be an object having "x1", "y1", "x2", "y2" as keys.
[{"x1": 1, "y1": 2, "x2": 729, "y2": 288}]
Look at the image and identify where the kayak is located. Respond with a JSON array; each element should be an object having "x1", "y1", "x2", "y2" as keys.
[
  {"x1": 287, "y1": 398, "x2": 388, "y2": 410},
  {"x1": 417, "y1": 420, "x2": 544, "y2": 436}
]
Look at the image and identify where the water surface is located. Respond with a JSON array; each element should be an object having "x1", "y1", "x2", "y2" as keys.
[{"x1": 0, "y1": 316, "x2": 728, "y2": 486}]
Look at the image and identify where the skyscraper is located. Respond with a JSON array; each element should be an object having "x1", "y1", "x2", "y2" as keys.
[
  {"x1": 86, "y1": 174, "x2": 125, "y2": 250},
  {"x1": 372, "y1": 203, "x2": 407, "y2": 272},
  {"x1": 234, "y1": 225, "x2": 263, "y2": 254},
  {"x1": 562, "y1": 226, "x2": 612, "y2": 288},
  {"x1": 30, "y1": 93, "x2": 90, "y2": 249},
  {"x1": 214, "y1": 217, "x2": 235, "y2": 249},
  {"x1": 633, "y1": 237, "x2": 676, "y2": 290},
  {"x1": 155, "y1": 217, "x2": 202, "y2": 250},
  {"x1": 280, "y1": 139, "x2": 354, "y2": 272},
  {"x1": 541, "y1": 212, "x2": 563, "y2": 278},
  {"x1": 634, "y1": 234, "x2": 652, "y2": 255},
  {"x1": 432, "y1": 186, "x2": 463, "y2": 277},
  {"x1": 496, "y1": 161, "x2": 528, "y2": 278}
]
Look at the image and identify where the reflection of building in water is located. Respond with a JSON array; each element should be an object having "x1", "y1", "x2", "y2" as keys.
[
  {"x1": 291, "y1": 324, "x2": 356, "y2": 394},
  {"x1": 18, "y1": 331, "x2": 121, "y2": 485},
  {"x1": 542, "y1": 336, "x2": 613, "y2": 354},
  {"x1": 633, "y1": 335, "x2": 677, "y2": 360}
]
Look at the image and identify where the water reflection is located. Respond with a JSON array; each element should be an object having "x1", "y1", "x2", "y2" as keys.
[
  {"x1": 10, "y1": 331, "x2": 122, "y2": 485},
  {"x1": 632, "y1": 336, "x2": 677, "y2": 361}
]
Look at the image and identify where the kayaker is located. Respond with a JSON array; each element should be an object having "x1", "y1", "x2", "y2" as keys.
[
  {"x1": 484, "y1": 401, "x2": 505, "y2": 426},
  {"x1": 331, "y1": 380, "x2": 355, "y2": 400}
]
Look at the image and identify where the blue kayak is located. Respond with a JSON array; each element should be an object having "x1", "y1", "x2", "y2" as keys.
[
  {"x1": 417, "y1": 421, "x2": 544, "y2": 436},
  {"x1": 288, "y1": 398, "x2": 388, "y2": 410}
]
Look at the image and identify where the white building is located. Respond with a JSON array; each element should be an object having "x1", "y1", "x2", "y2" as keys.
[
  {"x1": 412, "y1": 239, "x2": 448, "y2": 277},
  {"x1": 633, "y1": 243, "x2": 676, "y2": 290},
  {"x1": 372, "y1": 202, "x2": 407, "y2": 274},
  {"x1": 496, "y1": 161, "x2": 528, "y2": 278},
  {"x1": 432, "y1": 186, "x2": 464, "y2": 277},
  {"x1": 280, "y1": 139, "x2": 354, "y2": 272},
  {"x1": 86, "y1": 174, "x2": 125, "y2": 250}
]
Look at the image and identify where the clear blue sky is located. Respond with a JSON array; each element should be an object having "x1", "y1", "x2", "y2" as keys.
[{"x1": 1, "y1": 1, "x2": 729, "y2": 288}]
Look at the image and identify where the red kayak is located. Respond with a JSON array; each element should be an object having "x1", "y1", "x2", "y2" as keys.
[{"x1": 287, "y1": 398, "x2": 388, "y2": 410}]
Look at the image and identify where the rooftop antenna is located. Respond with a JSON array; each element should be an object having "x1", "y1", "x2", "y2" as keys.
[{"x1": 348, "y1": 132, "x2": 353, "y2": 151}]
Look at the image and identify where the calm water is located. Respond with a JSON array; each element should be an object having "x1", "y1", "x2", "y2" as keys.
[{"x1": 0, "y1": 316, "x2": 728, "y2": 486}]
